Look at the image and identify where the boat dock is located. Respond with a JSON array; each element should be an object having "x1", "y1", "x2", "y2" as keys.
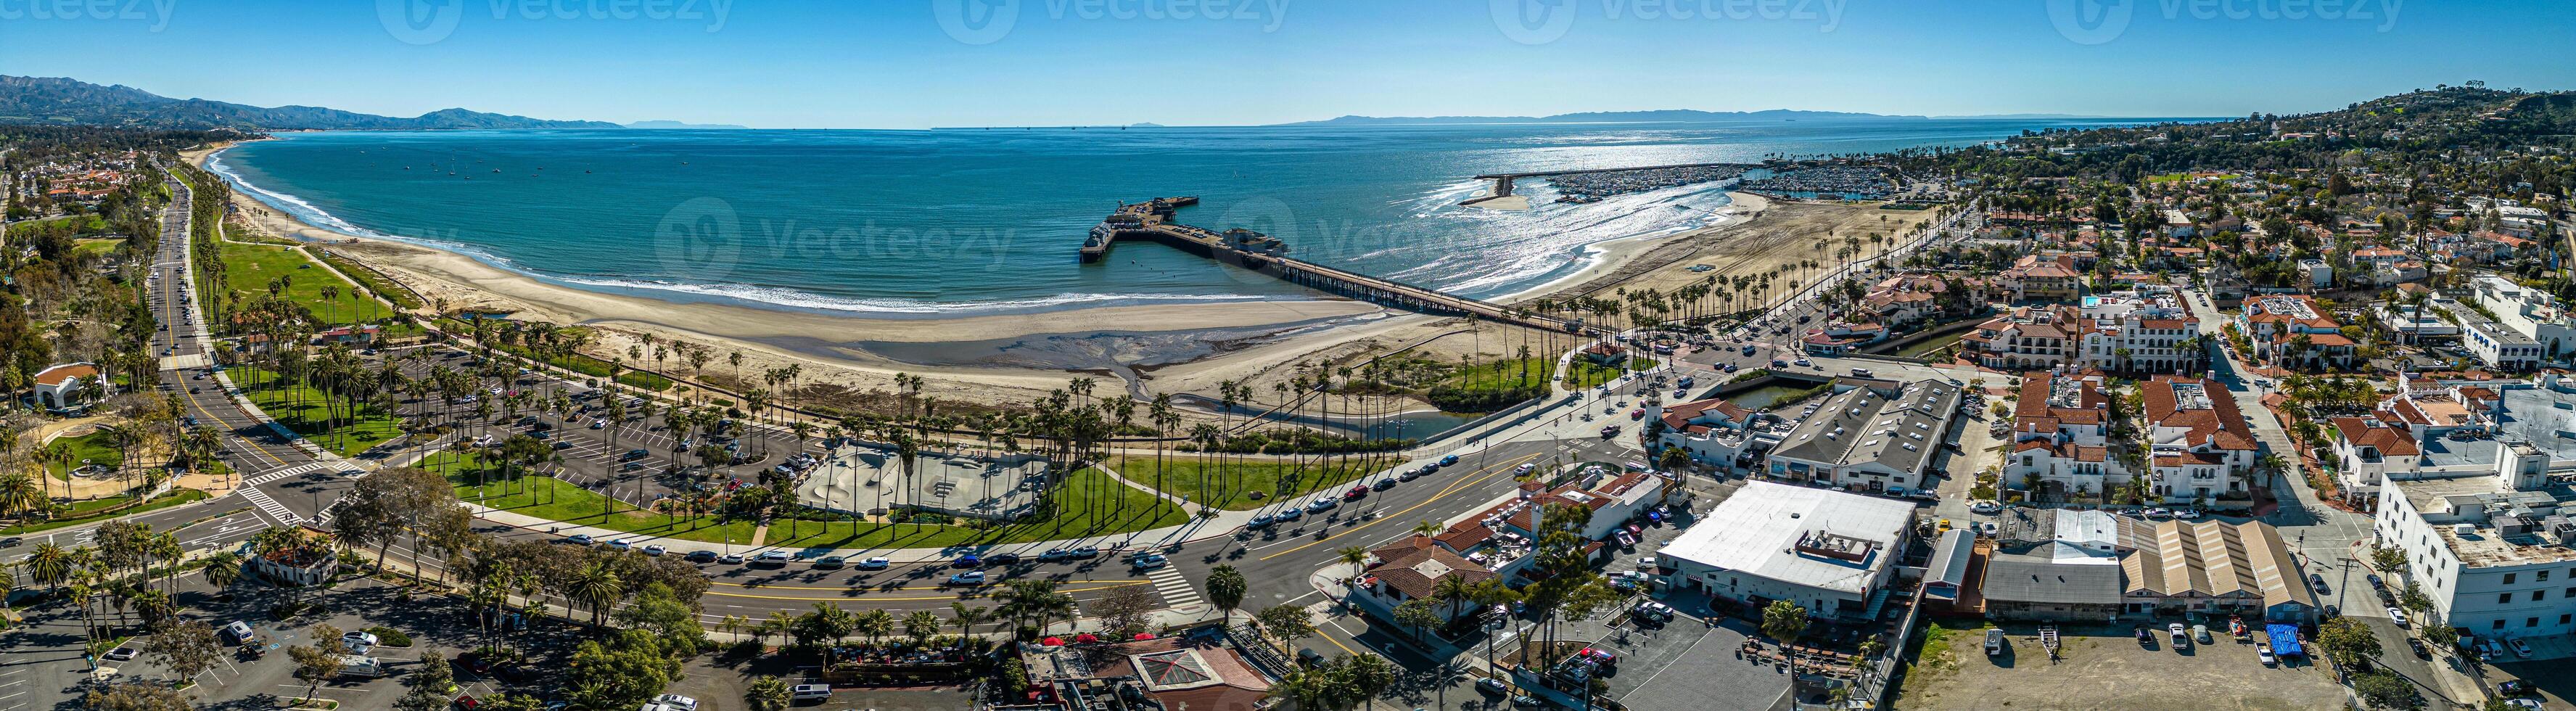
[{"x1": 1080, "y1": 197, "x2": 1596, "y2": 334}]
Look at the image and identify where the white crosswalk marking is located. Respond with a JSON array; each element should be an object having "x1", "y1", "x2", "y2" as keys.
[
  {"x1": 236, "y1": 487, "x2": 301, "y2": 525},
  {"x1": 1145, "y1": 567, "x2": 1204, "y2": 610},
  {"x1": 241, "y1": 461, "x2": 327, "y2": 488}
]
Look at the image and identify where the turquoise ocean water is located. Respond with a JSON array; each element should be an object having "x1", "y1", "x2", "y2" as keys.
[{"x1": 207, "y1": 120, "x2": 2175, "y2": 318}]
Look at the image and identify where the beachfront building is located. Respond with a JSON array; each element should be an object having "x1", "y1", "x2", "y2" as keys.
[
  {"x1": 1423, "y1": 469, "x2": 1676, "y2": 585},
  {"x1": 2236, "y1": 295, "x2": 2356, "y2": 370},
  {"x1": 1645, "y1": 397, "x2": 1776, "y2": 469},
  {"x1": 2141, "y1": 376, "x2": 2260, "y2": 505},
  {"x1": 2073, "y1": 292, "x2": 2205, "y2": 374},
  {"x1": 1999, "y1": 254, "x2": 2081, "y2": 303},
  {"x1": 1764, "y1": 379, "x2": 1964, "y2": 494},
  {"x1": 2004, "y1": 371, "x2": 2128, "y2": 500},
  {"x1": 1801, "y1": 321, "x2": 1889, "y2": 356},
  {"x1": 1860, "y1": 275, "x2": 1992, "y2": 329},
  {"x1": 31, "y1": 362, "x2": 104, "y2": 410},
  {"x1": 2371, "y1": 442, "x2": 2576, "y2": 641},
  {"x1": 1348, "y1": 535, "x2": 1499, "y2": 628},
  {"x1": 1656, "y1": 481, "x2": 1915, "y2": 622},
  {"x1": 1959, "y1": 305, "x2": 2079, "y2": 370}
]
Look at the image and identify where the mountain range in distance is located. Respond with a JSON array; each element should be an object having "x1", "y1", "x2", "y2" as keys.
[
  {"x1": 3, "y1": 74, "x2": 2126, "y2": 131},
  {"x1": 0, "y1": 75, "x2": 620, "y2": 131},
  {"x1": 1269, "y1": 109, "x2": 2118, "y2": 126}
]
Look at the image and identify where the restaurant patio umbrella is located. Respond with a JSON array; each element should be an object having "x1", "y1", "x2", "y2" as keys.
[
  {"x1": 1074, "y1": 633, "x2": 1100, "y2": 643},
  {"x1": 1133, "y1": 633, "x2": 1154, "y2": 640},
  {"x1": 1041, "y1": 637, "x2": 1066, "y2": 646}
]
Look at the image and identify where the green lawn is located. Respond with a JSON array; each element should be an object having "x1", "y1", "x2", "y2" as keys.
[
  {"x1": 433, "y1": 452, "x2": 1186, "y2": 548},
  {"x1": 218, "y1": 242, "x2": 394, "y2": 326},
  {"x1": 1, "y1": 490, "x2": 211, "y2": 535},
  {"x1": 313, "y1": 250, "x2": 424, "y2": 309},
  {"x1": 234, "y1": 366, "x2": 406, "y2": 456},
  {"x1": 73, "y1": 237, "x2": 126, "y2": 256},
  {"x1": 44, "y1": 430, "x2": 128, "y2": 480},
  {"x1": 1112, "y1": 453, "x2": 1394, "y2": 511}
]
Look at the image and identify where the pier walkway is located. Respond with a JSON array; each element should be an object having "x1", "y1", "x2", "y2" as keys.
[{"x1": 1080, "y1": 197, "x2": 1597, "y2": 335}]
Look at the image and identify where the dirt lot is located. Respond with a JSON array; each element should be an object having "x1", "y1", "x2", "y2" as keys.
[{"x1": 1890, "y1": 621, "x2": 2350, "y2": 711}]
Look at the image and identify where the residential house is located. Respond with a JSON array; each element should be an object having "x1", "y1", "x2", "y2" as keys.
[{"x1": 2141, "y1": 376, "x2": 2260, "y2": 505}]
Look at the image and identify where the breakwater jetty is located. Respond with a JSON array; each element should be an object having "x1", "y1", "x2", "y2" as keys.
[{"x1": 1080, "y1": 197, "x2": 1598, "y2": 334}]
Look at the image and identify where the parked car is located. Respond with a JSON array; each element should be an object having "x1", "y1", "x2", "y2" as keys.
[
  {"x1": 564, "y1": 533, "x2": 594, "y2": 546},
  {"x1": 2386, "y1": 607, "x2": 2408, "y2": 626},
  {"x1": 1476, "y1": 678, "x2": 1511, "y2": 696},
  {"x1": 1132, "y1": 554, "x2": 1169, "y2": 571},
  {"x1": 755, "y1": 551, "x2": 793, "y2": 564},
  {"x1": 2408, "y1": 638, "x2": 2431, "y2": 659},
  {"x1": 684, "y1": 550, "x2": 717, "y2": 562},
  {"x1": 986, "y1": 553, "x2": 1022, "y2": 567},
  {"x1": 1967, "y1": 501, "x2": 2002, "y2": 514},
  {"x1": 104, "y1": 646, "x2": 139, "y2": 661},
  {"x1": 641, "y1": 544, "x2": 667, "y2": 557},
  {"x1": 2256, "y1": 642, "x2": 2276, "y2": 666},
  {"x1": 651, "y1": 695, "x2": 699, "y2": 711},
  {"x1": 718, "y1": 553, "x2": 745, "y2": 564},
  {"x1": 1439, "y1": 455, "x2": 1459, "y2": 467},
  {"x1": 952, "y1": 554, "x2": 982, "y2": 568},
  {"x1": 812, "y1": 556, "x2": 847, "y2": 570},
  {"x1": 2510, "y1": 638, "x2": 2534, "y2": 657}
]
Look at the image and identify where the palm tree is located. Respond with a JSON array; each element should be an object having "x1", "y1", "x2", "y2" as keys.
[
  {"x1": 566, "y1": 561, "x2": 623, "y2": 630},
  {"x1": 903, "y1": 610, "x2": 941, "y2": 646},
  {"x1": 855, "y1": 609, "x2": 895, "y2": 647},
  {"x1": 949, "y1": 603, "x2": 991, "y2": 639}
]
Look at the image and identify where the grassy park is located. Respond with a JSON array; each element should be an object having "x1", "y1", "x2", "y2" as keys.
[
  {"x1": 233, "y1": 366, "x2": 406, "y2": 456},
  {"x1": 219, "y1": 242, "x2": 395, "y2": 325},
  {"x1": 43, "y1": 430, "x2": 128, "y2": 480},
  {"x1": 433, "y1": 451, "x2": 1187, "y2": 548},
  {"x1": 1114, "y1": 453, "x2": 1395, "y2": 510}
]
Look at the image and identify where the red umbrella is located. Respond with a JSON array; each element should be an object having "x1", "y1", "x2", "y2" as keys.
[
  {"x1": 1041, "y1": 636, "x2": 1066, "y2": 646},
  {"x1": 1074, "y1": 633, "x2": 1100, "y2": 643},
  {"x1": 1133, "y1": 633, "x2": 1155, "y2": 641}
]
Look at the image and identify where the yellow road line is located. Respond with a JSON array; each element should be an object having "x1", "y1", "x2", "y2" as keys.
[
  {"x1": 1259, "y1": 452, "x2": 1541, "y2": 562},
  {"x1": 702, "y1": 579, "x2": 1148, "y2": 602}
]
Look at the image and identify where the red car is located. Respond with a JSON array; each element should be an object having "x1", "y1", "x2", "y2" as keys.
[
  {"x1": 1629, "y1": 408, "x2": 1645, "y2": 419},
  {"x1": 1343, "y1": 485, "x2": 1369, "y2": 500}
]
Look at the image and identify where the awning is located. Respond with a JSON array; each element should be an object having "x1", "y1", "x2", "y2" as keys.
[{"x1": 2265, "y1": 624, "x2": 2302, "y2": 657}]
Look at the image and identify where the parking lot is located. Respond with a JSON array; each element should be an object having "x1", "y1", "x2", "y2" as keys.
[{"x1": 1891, "y1": 621, "x2": 2350, "y2": 711}]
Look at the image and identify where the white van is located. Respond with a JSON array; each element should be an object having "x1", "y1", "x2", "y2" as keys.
[
  {"x1": 222, "y1": 621, "x2": 255, "y2": 644},
  {"x1": 791, "y1": 684, "x2": 832, "y2": 702}
]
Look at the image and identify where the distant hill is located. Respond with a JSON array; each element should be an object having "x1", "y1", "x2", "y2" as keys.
[
  {"x1": 0, "y1": 75, "x2": 622, "y2": 131},
  {"x1": 625, "y1": 120, "x2": 748, "y2": 130},
  {"x1": 1270, "y1": 108, "x2": 1927, "y2": 126}
]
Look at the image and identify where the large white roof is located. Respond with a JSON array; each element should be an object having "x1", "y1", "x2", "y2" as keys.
[{"x1": 1657, "y1": 481, "x2": 1915, "y2": 594}]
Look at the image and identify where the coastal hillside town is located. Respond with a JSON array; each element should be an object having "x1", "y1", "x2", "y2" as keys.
[{"x1": 12, "y1": 82, "x2": 2576, "y2": 711}]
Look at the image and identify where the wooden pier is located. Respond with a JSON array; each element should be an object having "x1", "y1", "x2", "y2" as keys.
[{"x1": 1081, "y1": 197, "x2": 1597, "y2": 334}]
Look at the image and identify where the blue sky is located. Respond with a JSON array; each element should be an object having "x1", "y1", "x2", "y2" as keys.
[{"x1": 4, "y1": 0, "x2": 2569, "y2": 128}]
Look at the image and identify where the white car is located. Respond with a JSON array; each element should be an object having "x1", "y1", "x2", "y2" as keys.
[
  {"x1": 1967, "y1": 501, "x2": 2002, "y2": 514},
  {"x1": 642, "y1": 544, "x2": 667, "y2": 556},
  {"x1": 2386, "y1": 607, "x2": 2408, "y2": 626},
  {"x1": 652, "y1": 695, "x2": 700, "y2": 711}
]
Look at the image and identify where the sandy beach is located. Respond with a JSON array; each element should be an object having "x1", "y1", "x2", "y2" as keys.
[{"x1": 181, "y1": 141, "x2": 1779, "y2": 416}]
